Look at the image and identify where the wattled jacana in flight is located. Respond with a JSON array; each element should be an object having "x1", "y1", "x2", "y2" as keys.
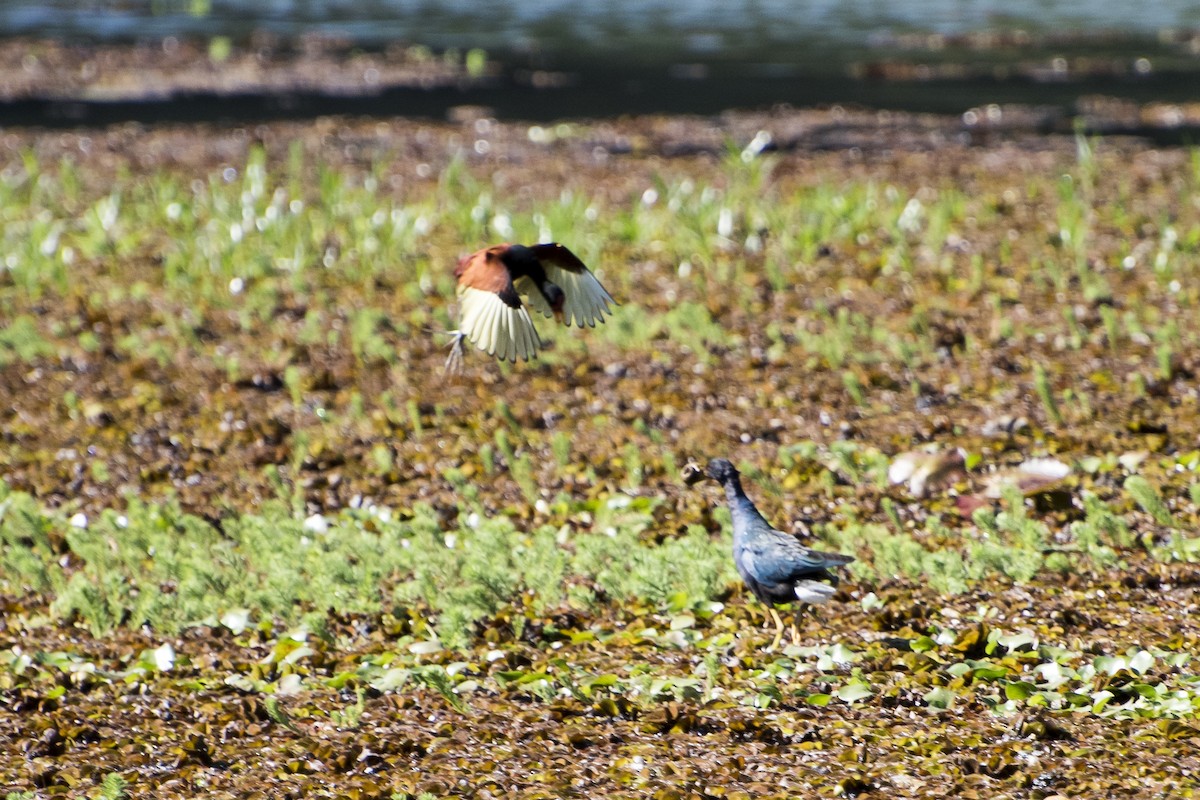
[{"x1": 445, "y1": 242, "x2": 615, "y2": 372}]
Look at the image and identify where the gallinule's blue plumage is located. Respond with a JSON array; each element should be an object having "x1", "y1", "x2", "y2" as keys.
[{"x1": 684, "y1": 458, "x2": 853, "y2": 649}]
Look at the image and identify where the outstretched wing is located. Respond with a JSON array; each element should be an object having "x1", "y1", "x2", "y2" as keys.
[
  {"x1": 454, "y1": 247, "x2": 541, "y2": 362},
  {"x1": 519, "y1": 242, "x2": 616, "y2": 327},
  {"x1": 457, "y1": 287, "x2": 542, "y2": 362}
]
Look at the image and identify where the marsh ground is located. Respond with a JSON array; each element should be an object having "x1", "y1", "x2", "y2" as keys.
[{"x1": 2, "y1": 105, "x2": 1200, "y2": 798}]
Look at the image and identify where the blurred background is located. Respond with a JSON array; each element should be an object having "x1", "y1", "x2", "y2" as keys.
[{"x1": 1, "y1": 0, "x2": 1198, "y2": 135}]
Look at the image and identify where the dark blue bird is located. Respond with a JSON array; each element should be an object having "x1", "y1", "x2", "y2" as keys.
[{"x1": 684, "y1": 458, "x2": 853, "y2": 650}]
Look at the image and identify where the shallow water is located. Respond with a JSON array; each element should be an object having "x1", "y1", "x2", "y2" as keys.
[
  {"x1": 2, "y1": 0, "x2": 1196, "y2": 48},
  {"x1": 2, "y1": 1, "x2": 1197, "y2": 126}
]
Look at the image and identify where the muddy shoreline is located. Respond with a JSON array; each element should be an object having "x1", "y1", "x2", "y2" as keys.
[{"x1": 3, "y1": 36, "x2": 1200, "y2": 142}]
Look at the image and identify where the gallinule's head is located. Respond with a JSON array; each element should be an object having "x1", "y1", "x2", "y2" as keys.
[{"x1": 682, "y1": 458, "x2": 738, "y2": 485}]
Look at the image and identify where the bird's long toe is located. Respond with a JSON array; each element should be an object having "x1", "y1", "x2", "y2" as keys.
[{"x1": 444, "y1": 333, "x2": 466, "y2": 374}]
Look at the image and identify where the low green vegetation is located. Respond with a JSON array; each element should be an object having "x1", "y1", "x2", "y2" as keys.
[
  {"x1": 0, "y1": 482, "x2": 725, "y2": 644},
  {"x1": 5, "y1": 439, "x2": 1196, "y2": 645}
]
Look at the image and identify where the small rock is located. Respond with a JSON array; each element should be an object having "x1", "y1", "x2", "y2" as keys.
[{"x1": 302, "y1": 514, "x2": 329, "y2": 534}]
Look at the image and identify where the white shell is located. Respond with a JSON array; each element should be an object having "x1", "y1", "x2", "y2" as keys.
[{"x1": 982, "y1": 456, "x2": 1071, "y2": 498}]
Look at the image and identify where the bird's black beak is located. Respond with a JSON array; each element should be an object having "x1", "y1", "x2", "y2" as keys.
[{"x1": 681, "y1": 462, "x2": 706, "y2": 485}]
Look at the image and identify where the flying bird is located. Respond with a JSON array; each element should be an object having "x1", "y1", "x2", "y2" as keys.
[
  {"x1": 444, "y1": 242, "x2": 615, "y2": 372},
  {"x1": 683, "y1": 458, "x2": 854, "y2": 651}
]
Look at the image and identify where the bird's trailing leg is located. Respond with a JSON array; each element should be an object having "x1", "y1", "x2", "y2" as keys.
[
  {"x1": 765, "y1": 607, "x2": 786, "y2": 652},
  {"x1": 443, "y1": 332, "x2": 467, "y2": 374},
  {"x1": 791, "y1": 603, "x2": 823, "y2": 646}
]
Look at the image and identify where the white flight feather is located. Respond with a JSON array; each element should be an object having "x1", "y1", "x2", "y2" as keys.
[
  {"x1": 498, "y1": 304, "x2": 513, "y2": 361},
  {"x1": 457, "y1": 286, "x2": 539, "y2": 361},
  {"x1": 486, "y1": 299, "x2": 503, "y2": 357}
]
